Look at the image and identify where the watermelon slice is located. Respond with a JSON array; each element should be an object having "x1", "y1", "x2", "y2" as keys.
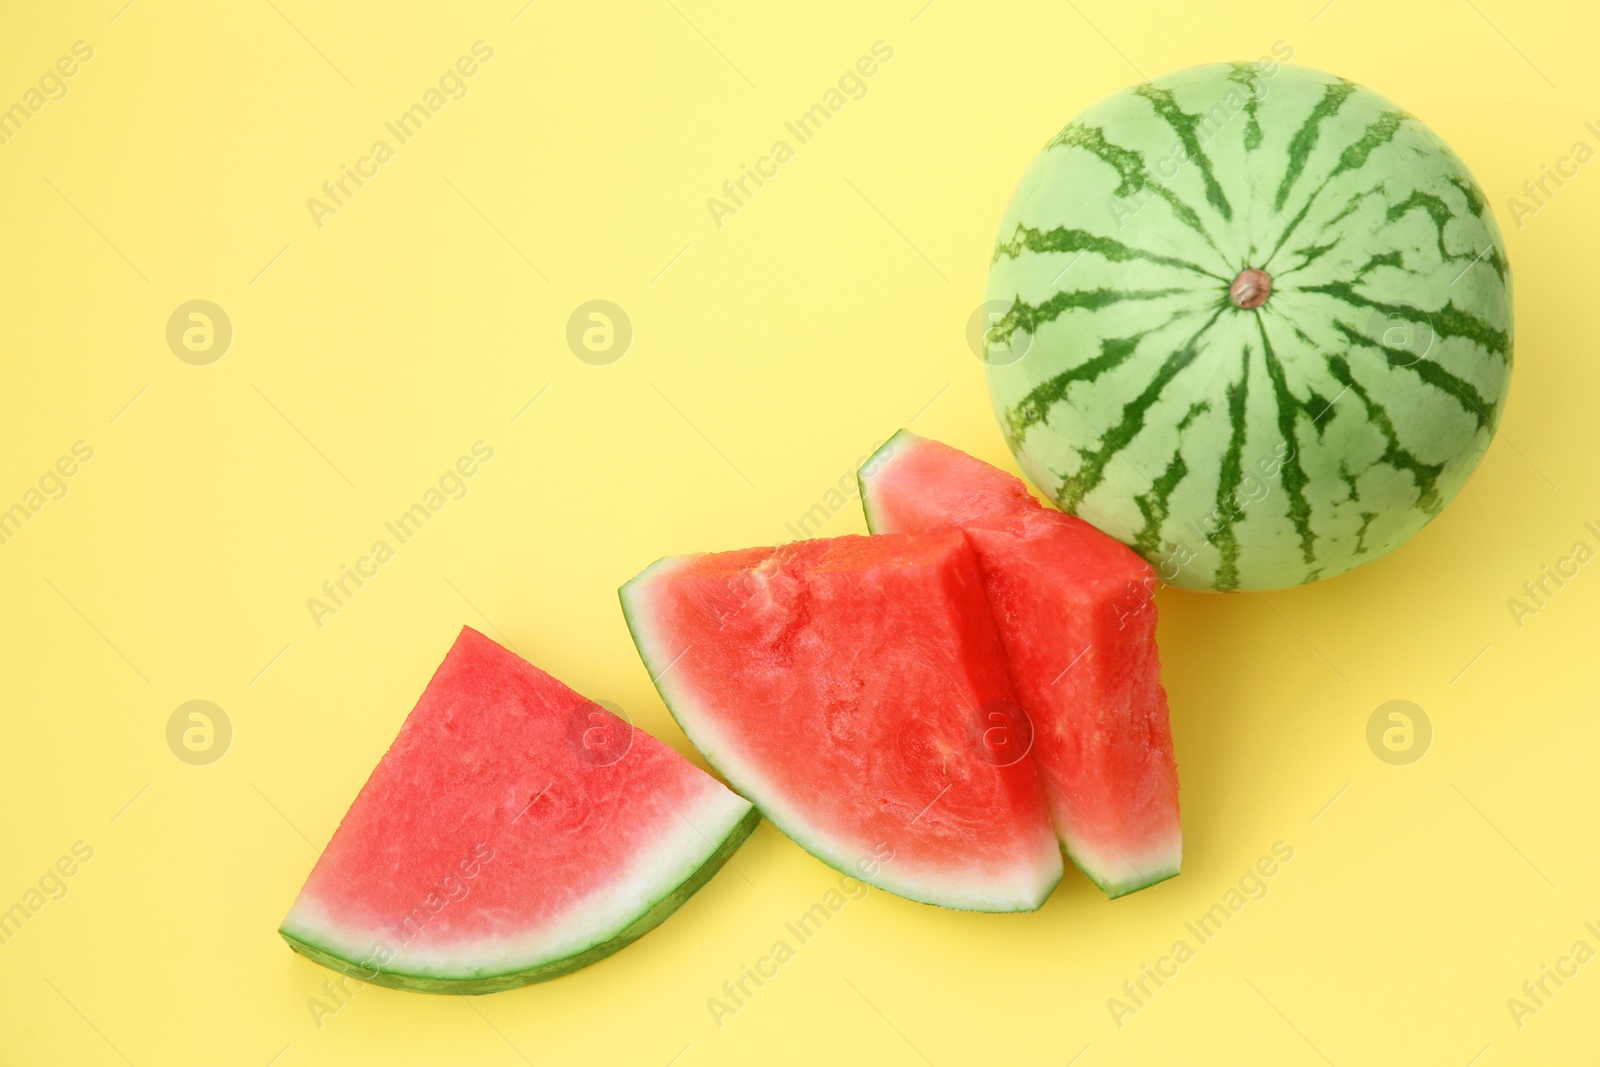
[
  {"x1": 278, "y1": 627, "x2": 759, "y2": 993},
  {"x1": 859, "y1": 431, "x2": 1181, "y2": 898},
  {"x1": 620, "y1": 529, "x2": 1063, "y2": 912}
]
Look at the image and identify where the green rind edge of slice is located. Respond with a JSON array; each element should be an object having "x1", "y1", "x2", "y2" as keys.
[
  {"x1": 278, "y1": 805, "x2": 761, "y2": 995},
  {"x1": 1069, "y1": 846, "x2": 1181, "y2": 900},
  {"x1": 856, "y1": 428, "x2": 917, "y2": 536}
]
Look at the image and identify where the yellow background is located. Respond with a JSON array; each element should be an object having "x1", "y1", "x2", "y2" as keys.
[{"x1": 2, "y1": 0, "x2": 1596, "y2": 1063}]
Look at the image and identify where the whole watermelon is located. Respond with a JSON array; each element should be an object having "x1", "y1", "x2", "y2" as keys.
[{"x1": 982, "y1": 63, "x2": 1511, "y2": 591}]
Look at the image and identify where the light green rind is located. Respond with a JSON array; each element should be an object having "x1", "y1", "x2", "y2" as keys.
[
  {"x1": 855, "y1": 430, "x2": 916, "y2": 534},
  {"x1": 1079, "y1": 853, "x2": 1180, "y2": 900},
  {"x1": 278, "y1": 807, "x2": 760, "y2": 995},
  {"x1": 985, "y1": 63, "x2": 1512, "y2": 590},
  {"x1": 1102, "y1": 870, "x2": 1179, "y2": 899}
]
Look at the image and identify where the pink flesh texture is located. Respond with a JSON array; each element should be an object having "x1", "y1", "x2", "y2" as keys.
[
  {"x1": 862, "y1": 433, "x2": 1181, "y2": 892},
  {"x1": 290, "y1": 627, "x2": 727, "y2": 947},
  {"x1": 633, "y1": 529, "x2": 1059, "y2": 902}
]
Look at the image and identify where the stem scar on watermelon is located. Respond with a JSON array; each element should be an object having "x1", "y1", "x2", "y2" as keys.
[
  {"x1": 620, "y1": 529, "x2": 1065, "y2": 912},
  {"x1": 277, "y1": 627, "x2": 759, "y2": 994},
  {"x1": 859, "y1": 431, "x2": 1181, "y2": 898}
]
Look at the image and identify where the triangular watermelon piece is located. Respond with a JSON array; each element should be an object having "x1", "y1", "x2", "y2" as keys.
[
  {"x1": 620, "y1": 529, "x2": 1063, "y2": 912},
  {"x1": 278, "y1": 627, "x2": 759, "y2": 993},
  {"x1": 859, "y1": 431, "x2": 1181, "y2": 897}
]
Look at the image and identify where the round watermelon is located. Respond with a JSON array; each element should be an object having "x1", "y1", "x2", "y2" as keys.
[{"x1": 982, "y1": 63, "x2": 1512, "y2": 591}]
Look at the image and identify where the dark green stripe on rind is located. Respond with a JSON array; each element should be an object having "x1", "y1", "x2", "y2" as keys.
[
  {"x1": 1273, "y1": 80, "x2": 1357, "y2": 211},
  {"x1": 988, "y1": 288, "x2": 1185, "y2": 358},
  {"x1": 1270, "y1": 185, "x2": 1384, "y2": 274},
  {"x1": 1384, "y1": 190, "x2": 1473, "y2": 269},
  {"x1": 1132, "y1": 401, "x2": 1209, "y2": 556},
  {"x1": 1002, "y1": 311, "x2": 1190, "y2": 444},
  {"x1": 1355, "y1": 510, "x2": 1380, "y2": 555},
  {"x1": 1322, "y1": 354, "x2": 1447, "y2": 513},
  {"x1": 1207, "y1": 347, "x2": 1252, "y2": 591},
  {"x1": 1330, "y1": 320, "x2": 1499, "y2": 432},
  {"x1": 1047, "y1": 122, "x2": 1225, "y2": 256},
  {"x1": 1053, "y1": 307, "x2": 1227, "y2": 512},
  {"x1": 1353, "y1": 250, "x2": 1408, "y2": 283},
  {"x1": 1306, "y1": 280, "x2": 1510, "y2": 362},
  {"x1": 1280, "y1": 239, "x2": 1339, "y2": 275},
  {"x1": 278, "y1": 807, "x2": 761, "y2": 995},
  {"x1": 1225, "y1": 62, "x2": 1265, "y2": 150},
  {"x1": 1256, "y1": 318, "x2": 1318, "y2": 567},
  {"x1": 1313, "y1": 186, "x2": 1383, "y2": 237},
  {"x1": 1327, "y1": 111, "x2": 1409, "y2": 181},
  {"x1": 1266, "y1": 111, "x2": 1408, "y2": 268},
  {"x1": 1132, "y1": 83, "x2": 1234, "y2": 221},
  {"x1": 992, "y1": 223, "x2": 1224, "y2": 279},
  {"x1": 1446, "y1": 176, "x2": 1511, "y2": 286}
]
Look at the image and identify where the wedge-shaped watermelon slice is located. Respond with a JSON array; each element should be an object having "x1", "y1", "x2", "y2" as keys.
[
  {"x1": 278, "y1": 627, "x2": 759, "y2": 993},
  {"x1": 860, "y1": 431, "x2": 1181, "y2": 898},
  {"x1": 621, "y1": 529, "x2": 1063, "y2": 912}
]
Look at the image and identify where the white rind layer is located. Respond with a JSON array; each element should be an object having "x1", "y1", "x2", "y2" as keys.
[
  {"x1": 281, "y1": 778, "x2": 752, "y2": 979},
  {"x1": 1063, "y1": 828, "x2": 1183, "y2": 897}
]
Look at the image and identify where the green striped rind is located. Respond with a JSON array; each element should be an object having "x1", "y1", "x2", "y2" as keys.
[
  {"x1": 985, "y1": 63, "x2": 1512, "y2": 590},
  {"x1": 277, "y1": 807, "x2": 760, "y2": 994}
]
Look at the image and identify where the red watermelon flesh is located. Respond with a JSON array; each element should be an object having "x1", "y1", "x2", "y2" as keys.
[
  {"x1": 860, "y1": 431, "x2": 1181, "y2": 897},
  {"x1": 620, "y1": 529, "x2": 1063, "y2": 912},
  {"x1": 278, "y1": 627, "x2": 758, "y2": 993}
]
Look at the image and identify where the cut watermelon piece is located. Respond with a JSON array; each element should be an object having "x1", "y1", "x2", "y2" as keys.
[
  {"x1": 278, "y1": 627, "x2": 759, "y2": 993},
  {"x1": 620, "y1": 529, "x2": 1063, "y2": 912},
  {"x1": 859, "y1": 431, "x2": 1181, "y2": 898}
]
